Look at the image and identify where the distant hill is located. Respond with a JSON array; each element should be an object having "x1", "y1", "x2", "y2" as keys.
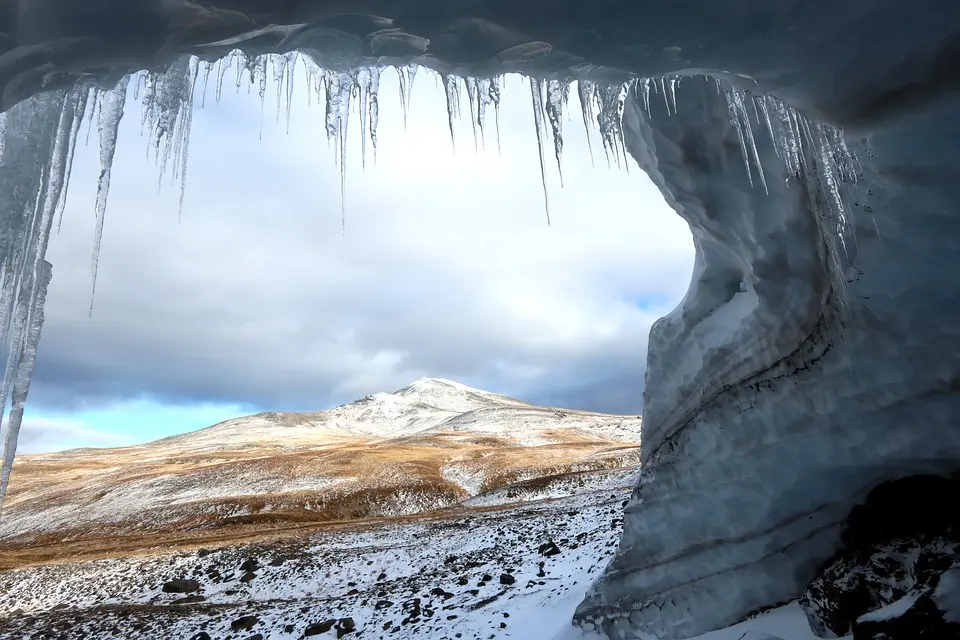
[{"x1": 0, "y1": 378, "x2": 641, "y2": 564}]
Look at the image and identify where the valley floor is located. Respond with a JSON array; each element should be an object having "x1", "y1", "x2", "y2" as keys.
[{"x1": 0, "y1": 482, "x2": 840, "y2": 640}]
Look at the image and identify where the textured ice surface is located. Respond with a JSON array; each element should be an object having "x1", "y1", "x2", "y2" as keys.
[{"x1": 574, "y1": 76, "x2": 960, "y2": 639}]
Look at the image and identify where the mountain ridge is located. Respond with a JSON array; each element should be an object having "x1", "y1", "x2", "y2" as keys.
[{"x1": 0, "y1": 378, "x2": 641, "y2": 567}]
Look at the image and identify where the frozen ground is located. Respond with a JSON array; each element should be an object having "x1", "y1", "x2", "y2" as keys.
[{"x1": 0, "y1": 478, "x2": 843, "y2": 640}]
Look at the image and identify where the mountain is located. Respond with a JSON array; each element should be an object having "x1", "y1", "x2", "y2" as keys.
[{"x1": 0, "y1": 378, "x2": 641, "y2": 567}]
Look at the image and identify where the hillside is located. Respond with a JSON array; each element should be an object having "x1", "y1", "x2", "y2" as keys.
[{"x1": 0, "y1": 378, "x2": 641, "y2": 568}]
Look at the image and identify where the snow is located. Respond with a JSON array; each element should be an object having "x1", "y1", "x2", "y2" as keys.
[
  {"x1": 935, "y1": 564, "x2": 960, "y2": 624},
  {"x1": 0, "y1": 474, "x2": 845, "y2": 640},
  {"x1": 857, "y1": 593, "x2": 922, "y2": 624}
]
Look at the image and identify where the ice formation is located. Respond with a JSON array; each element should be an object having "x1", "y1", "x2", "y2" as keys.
[{"x1": 1, "y1": 2, "x2": 959, "y2": 639}]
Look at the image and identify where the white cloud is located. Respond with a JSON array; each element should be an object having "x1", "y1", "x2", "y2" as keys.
[{"x1": 30, "y1": 68, "x2": 693, "y2": 419}]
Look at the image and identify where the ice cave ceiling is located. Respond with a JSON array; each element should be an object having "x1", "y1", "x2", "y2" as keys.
[
  {"x1": 1, "y1": 2, "x2": 960, "y2": 639},
  {"x1": 2, "y1": 0, "x2": 958, "y2": 125}
]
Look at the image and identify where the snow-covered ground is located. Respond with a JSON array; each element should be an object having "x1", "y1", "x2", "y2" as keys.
[{"x1": 0, "y1": 478, "x2": 843, "y2": 640}]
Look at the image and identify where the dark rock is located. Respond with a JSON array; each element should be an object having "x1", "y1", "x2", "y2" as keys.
[
  {"x1": 283, "y1": 624, "x2": 295, "y2": 633},
  {"x1": 239, "y1": 571, "x2": 256, "y2": 583},
  {"x1": 304, "y1": 620, "x2": 337, "y2": 636},
  {"x1": 375, "y1": 600, "x2": 394, "y2": 610},
  {"x1": 170, "y1": 595, "x2": 206, "y2": 605},
  {"x1": 499, "y1": 574, "x2": 516, "y2": 585},
  {"x1": 196, "y1": 549, "x2": 212, "y2": 558},
  {"x1": 336, "y1": 617, "x2": 356, "y2": 637},
  {"x1": 269, "y1": 557, "x2": 285, "y2": 566},
  {"x1": 539, "y1": 541, "x2": 561, "y2": 557},
  {"x1": 189, "y1": 633, "x2": 211, "y2": 640},
  {"x1": 230, "y1": 616, "x2": 259, "y2": 632},
  {"x1": 801, "y1": 474, "x2": 960, "y2": 637},
  {"x1": 239, "y1": 558, "x2": 260, "y2": 572},
  {"x1": 162, "y1": 579, "x2": 201, "y2": 594},
  {"x1": 246, "y1": 635, "x2": 264, "y2": 640}
]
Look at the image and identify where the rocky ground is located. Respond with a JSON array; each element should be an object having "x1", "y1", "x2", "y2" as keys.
[{"x1": 0, "y1": 483, "x2": 632, "y2": 640}]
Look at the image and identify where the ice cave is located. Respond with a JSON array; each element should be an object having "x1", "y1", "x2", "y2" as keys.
[{"x1": 1, "y1": 1, "x2": 959, "y2": 639}]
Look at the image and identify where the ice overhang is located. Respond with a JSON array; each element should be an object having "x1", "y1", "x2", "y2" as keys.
[{"x1": 3, "y1": 0, "x2": 959, "y2": 127}]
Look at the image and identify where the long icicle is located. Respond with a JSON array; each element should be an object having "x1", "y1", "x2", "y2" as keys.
[
  {"x1": 90, "y1": 76, "x2": 130, "y2": 316},
  {"x1": 529, "y1": 77, "x2": 551, "y2": 226}
]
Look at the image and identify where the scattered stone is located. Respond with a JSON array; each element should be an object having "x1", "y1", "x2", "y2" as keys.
[
  {"x1": 539, "y1": 541, "x2": 561, "y2": 557},
  {"x1": 189, "y1": 633, "x2": 211, "y2": 640},
  {"x1": 239, "y1": 571, "x2": 256, "y2": 583},
  {"x1": 304, "y1": 620, "x2": 336, "y2": 636},
  {"x1": 162, "y1": 579, "x2": 201, "y2": 594},
  {"x1": 169, "y1": 595, "x2": 206, "y2": 605},
  {"x1": 239, "y1": 558, "x2": 259, "y2": 572},
  {"x1": 499, "y1": 574, "x2": 516, "y2": 585},
  {"x1": 230, "y1": 615, "x2": 259, "y2": 632}
]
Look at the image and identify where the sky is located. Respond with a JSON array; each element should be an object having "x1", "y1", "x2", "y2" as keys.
[{"x1": 15, "y1": 64, "x2": 693, "y2": 454}]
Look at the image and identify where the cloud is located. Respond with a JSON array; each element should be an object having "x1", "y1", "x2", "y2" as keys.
[
  {"x1": 14, "y1": 415, "x2": 136, "y2": 455},
  {"x1": 28, "y1": 68, "x2": 693, "y2": 419}
]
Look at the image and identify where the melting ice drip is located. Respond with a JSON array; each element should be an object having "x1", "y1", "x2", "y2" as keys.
[{"x1": 0, "y1": 52, "x2": 861, "y2": 512}]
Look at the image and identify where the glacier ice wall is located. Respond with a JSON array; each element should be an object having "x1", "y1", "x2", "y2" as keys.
[{"x1": 574, "y1": 76, "x2": 960, "y2": 639}]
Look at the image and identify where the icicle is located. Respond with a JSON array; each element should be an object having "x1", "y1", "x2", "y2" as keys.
[
  {"x1": 368, "y1": 67, "x2": 380, "y2": 163},
  {"x1": 490, "y1": 76, "x2": 502, "y2": 154},
  {"x1": 0, "y1": 88, "x2": 73, "y2": 512},
  {"x1": 91, "y1": 77, "x2": 130, "y2": 314},
  {"x1": 397, "y1": 65, "x2": 418, "y2": 131},
  {"x1": 577, "y1": 80, "x2": 597, "y2": 166},
  {"x1": 528, "y1": 77, "x2": 551, "y2": 226},
  {"x1": 724, "y1": 87, "x2": 755, "y2": 188},
  {"x1": 216, "y1": 56, "x2": 229, "y2": 104},
  {"x1": 284, "y1": 53, "x2": 298, "y2": 134},
  {"x1": 475, "y1": 78, "x2": 492, "y2": 148},
  {"x1": 55, "y1": 89, "x2": 90, "y2": 232},
  {"x1": 273, "y1": 54, "x2": 287, "y2": 124},
  {"x1": 255, "y1": 56, "x2": 268, "y2": 140},
  {"x1": 84, "y1": 90, "x2": 100, "y2": 146},
  {"x1": 355, "y1": 67, "x2": 382, "y2": 169},
  {"x1": 729, "y1": 88, "x2": 767, "y2": 193},
  {"x1": 595, "y1": 83, "x2": 628, "y2": 169},
  {"x1": 200, "y1": 61, "x2": 212, "y2": 108},
  {"x1": 667, "y1": 76, "x2": 679, "y2": 115},
  {"x1": 323, "y1": 70, "x2": 353, "y2": 234},
  {"x1": 545, "y1": 79, "x2": 570, "y2": 185},
  {"x1": 464, "y1": 78, "x2": 480, "y2": 151},
  {"x1": 658, "y1": 77, "x2": 671, "y2": 115},
  {"x1": 442, "y1": 74, "x2": 460, "y2": 153}
]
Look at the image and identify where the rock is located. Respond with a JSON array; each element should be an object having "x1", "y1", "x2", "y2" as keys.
[
  {"x1": 499, "y1": 574, "x2": 516, "y2": 585},
  {"x1": 189, "y1": 633, "x2": 211, "y2": 640},
  {"x1": 539, "y1": 541, "x2": 561, "y2": 557},
  {"x1": 283, "y1": 624, "x2": 295, "y2": 633},
  {"x1": 246, "y1": 635, "x2": 264, "y2": 640},
  {"x1": 239, "y1": 558, "x2": 259, "y2": 572},
  {"x1": 196, "y1": 549, "x2": 212, "y2": 558},
  {"x1": 162, "y1": 579, "x2": 201, "y2": 594},
  {"x1": 169, "y1": 595, "x2": 206, "y2": 605},
  {"x1": 239, "y1": 571, "x2": 256, "y2": 583},
  {"x1": 230, "y1": 616, "x2": 258, "y2": 632},
  {"x1": 336, "y1": 617, "x2": 356, "y2": 637},
  {"x1": 304, "y1": 620, "x2": 336, "y2": 636},
  {"x1": 800, "y1": 476, "x2": 960, "y2": 636}
]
